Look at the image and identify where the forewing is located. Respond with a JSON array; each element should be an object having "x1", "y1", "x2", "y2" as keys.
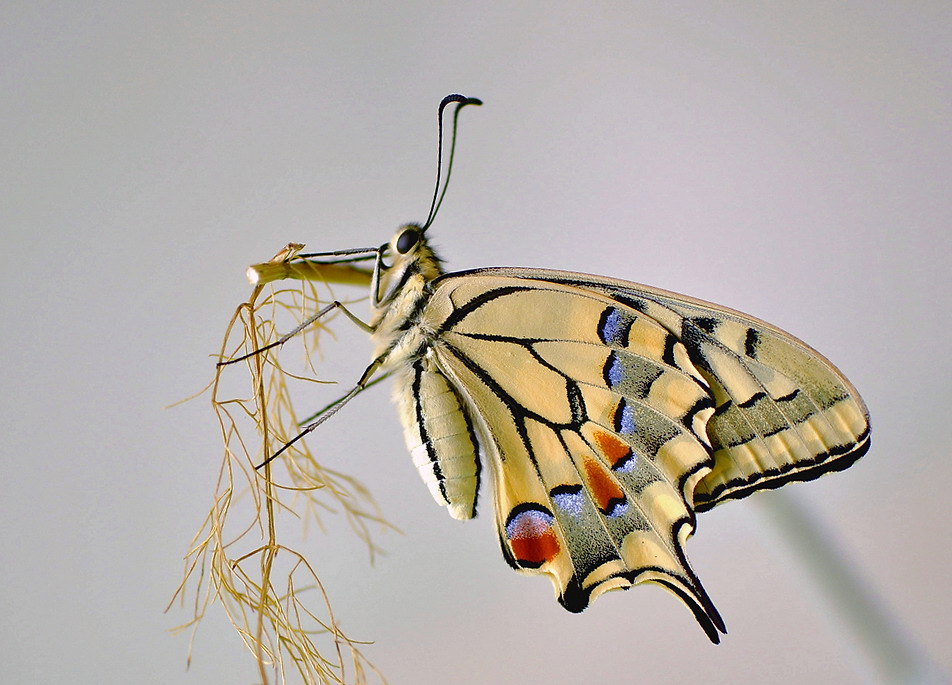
[
  {"x1": 476, "y1": 267, "x2": 871, "y2": 512},
  {"x1": 425, "y1": 275, "x2": 726, "y2": 641}
]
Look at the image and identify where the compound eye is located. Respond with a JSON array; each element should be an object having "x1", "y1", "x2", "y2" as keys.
[{"x1": 396, "y1": 227, "x2": 420, "y2": 254}]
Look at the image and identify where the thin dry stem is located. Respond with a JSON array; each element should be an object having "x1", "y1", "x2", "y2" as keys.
[{"x1": 170, "y1": 246, "x2": 389, "y2": 684}]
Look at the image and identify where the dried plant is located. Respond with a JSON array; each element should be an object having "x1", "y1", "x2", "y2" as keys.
[{"x1": 171, "y1": 244, "x2": 389, "y2": 684}]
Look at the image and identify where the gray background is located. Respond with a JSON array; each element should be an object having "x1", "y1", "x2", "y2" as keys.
[{"x1": 3, "y1": 2, "x2": 950, "y2": 683}]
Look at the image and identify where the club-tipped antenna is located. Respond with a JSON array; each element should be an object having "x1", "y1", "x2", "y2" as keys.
[{"x1": 421, "y1": 94, "x2": 482, "y2": 232}]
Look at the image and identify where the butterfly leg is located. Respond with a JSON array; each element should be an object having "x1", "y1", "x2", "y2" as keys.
[
  {"x1": 255, "y1": 353, "x2": 389, "y2": 469},
  {"x1": 218, "y1": 300, "x2": 374, "y2": 366}
]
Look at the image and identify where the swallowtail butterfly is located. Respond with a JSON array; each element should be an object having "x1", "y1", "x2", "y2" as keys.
[{"x1": 239, "y1": 95, "x2": 870, "y2": 643}]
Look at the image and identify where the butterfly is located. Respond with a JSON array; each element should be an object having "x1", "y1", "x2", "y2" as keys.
[{"x1": 242, "y1": 95, "x2": 871, "y2": 643}]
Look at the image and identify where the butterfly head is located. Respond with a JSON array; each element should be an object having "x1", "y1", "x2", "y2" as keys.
[{"x1": 372, "y1": 223, "x2": 444, "y2": 308}]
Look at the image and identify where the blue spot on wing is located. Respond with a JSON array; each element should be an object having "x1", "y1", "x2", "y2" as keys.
[
  {"x1": 598, "y1": 307, "x2": 630, "y2": 346},
  {"x1": 551, "y1": 485, "x2": 584, "y2": 517},
  {"x1": 604, "y1": 351, "x2": 624, "y2": 388},
  {"x1": 505, "y1": 505, "x2": 555, "y2": 540},
  {"x1": 612, "y1": 452, "x2": 637, "y2": 473},
  {"x1": 614, "y1": 398, "x2": 636, "y2": 435}
]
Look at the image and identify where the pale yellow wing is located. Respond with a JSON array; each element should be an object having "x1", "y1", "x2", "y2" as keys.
[
  {"x1": 393, "y1": 267, "x2": 869, "y2": 641},
  {"x1": 417, "y1": 274, "x2": 726, "y2": 641},
  {"x1": 470, "y1": 267, "x2": 871, "y2": 512}
]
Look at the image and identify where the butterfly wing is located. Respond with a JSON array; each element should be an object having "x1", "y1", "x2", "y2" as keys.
[
  {"x1": 397, "y1": 266, "x2": 868, "y2": 639},
  {"x1": 478, "y1": 267, "x2": 872, "y2": 512},
  {"x1": 410, "y1": 272, "x2": 727, "y2": 640}
]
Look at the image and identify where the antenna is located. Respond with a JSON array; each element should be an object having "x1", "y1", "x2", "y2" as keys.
[{"x1": 421, "y1": 94, "x2": 482, "y2": 232}]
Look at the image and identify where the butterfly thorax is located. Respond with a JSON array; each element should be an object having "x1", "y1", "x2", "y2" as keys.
[{"x1": 369, "y1": 225, "x2": 445, "y2": 368}]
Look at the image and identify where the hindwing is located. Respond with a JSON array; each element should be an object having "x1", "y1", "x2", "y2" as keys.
[{"x1": 417, "y1": 274, "x2": 727, "y2": 640}]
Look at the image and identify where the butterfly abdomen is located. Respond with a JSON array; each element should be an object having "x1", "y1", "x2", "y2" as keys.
[
  {"x1": 373, "y1": 235, "x2": 486, "y2": 520},
  {"x1": 393, "y1": 355, "x2": 482, "y2": 520}
]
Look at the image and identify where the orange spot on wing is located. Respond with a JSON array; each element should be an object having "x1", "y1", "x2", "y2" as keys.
[
  {"x1": 593, "y1": 430, "x2": 632, "y2": 468},
  {"x1": 510, "y1": 532, "x2": 560, "y2": 566},
  {"x1": 583, "y1": 456, "x2": 625, "y2": 513},
  {"x1": 506, "y1": 508, "x2": 560, "y2": 566}
]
